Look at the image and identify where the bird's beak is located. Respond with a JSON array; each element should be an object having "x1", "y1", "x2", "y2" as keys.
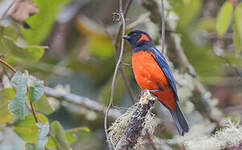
[{"x1": 122, "y1": 35, "x2": 131, "y2": 40}]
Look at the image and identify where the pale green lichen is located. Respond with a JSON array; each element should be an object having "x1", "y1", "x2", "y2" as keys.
[
  {"x1": 173, "y1": 120, "x2": 242, "y2": 150},
  {"x1": 108, "y1": 103, "x2": 160, "y2": 148}
]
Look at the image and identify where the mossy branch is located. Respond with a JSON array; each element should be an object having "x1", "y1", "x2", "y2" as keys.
[{"x1": 114, "y1": 90, "x2": 156, "y2": 150}]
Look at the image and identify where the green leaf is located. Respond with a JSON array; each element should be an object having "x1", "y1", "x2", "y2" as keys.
[
  {"x1": 34, "y1": 95, "x2": 54, "y2": 115},
  {"x1": 9, "y1": 71, "x2": 28, "y2": 119},
  {"x1": 7, "y1": 45, "x2": 45, "y2": 64},
  {"x1": 233, "y1": 3, "x2": 242, "y2": 54},
  {"x1": 14, "y1": 113, "x2": 48, "y2": 143},
  {"x1": 0, "y1": 88, "x2": 15, "y2": 123},
  {"x1": 65, "y1": 127, "x2": 90, "y2": 144},
  {"x1": 0, "y1": 25, "x2": 18, "y2": 40},
  {"x1": 216, "y1": 1, "x2": 233, "y2": 37},
  {"x1": 0, "y1": 36, "x2": 45, "y2": 63},
  {"x1": 46, "y1": 127, "x2": 89, "y2": 148},
  {"x1": 22, "y1": 0, "x2": 70, "y2": 44},
  {"x1": 47, "y1": 121, "x2": 70, "y2": 150},
  {"x1": 28, "y1": 76, "x2": 44, "y2": 102},
  {"x1": 35, "y1": 123, "x2": 49, "y2": 150}
]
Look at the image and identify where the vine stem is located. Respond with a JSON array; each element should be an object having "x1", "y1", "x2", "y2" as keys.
[
  {"x1": 0, "y1": 58, "x2": 39, "y2": 124},
  {"x1": 104, "y1": 0, "x2": 126, "y2": 149}
]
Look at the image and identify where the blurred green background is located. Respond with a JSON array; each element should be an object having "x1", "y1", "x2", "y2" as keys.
[{"x1": 0, "y1": 0, "x2": 242, "y2": 149}]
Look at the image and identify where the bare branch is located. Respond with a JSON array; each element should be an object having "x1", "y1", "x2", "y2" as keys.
[
  {"x1": 44, "y1": 87, "x2": 121, "y2": 119},
  {"x1": 114, "y1": 90, "x2": 156, "y2": 150}
]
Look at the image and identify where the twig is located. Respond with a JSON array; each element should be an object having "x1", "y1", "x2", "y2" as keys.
[
  {"x1": 161, "y1": 0, "x2": 165, "y2": 54},
  {"x1": 104, "y1": 0, "x2": 127, "y2": 149},
  {"x1": 30, "y1": 100, "x2": 39, "y2": 123},
  {"x1": 0, "y1": 0, "x2": 17, "y2": 19},
  {"x1": 114, "y1": 90, "x2": 156, "y2": 150},
  {"x1": 0, "y1": 59, "x2": 17, "y2": 72},
  {"x1": 44, "y1": 86, "x2": 121, "y2": 119}
]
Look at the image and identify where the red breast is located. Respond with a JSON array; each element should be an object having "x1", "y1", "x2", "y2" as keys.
[{"x1": 132, "y1": 51, "x2": 176, "y2": 110}]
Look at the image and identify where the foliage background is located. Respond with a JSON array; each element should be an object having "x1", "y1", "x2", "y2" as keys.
[{"x1": 0, "y1": 0, "x2": 242, "y2": 150}]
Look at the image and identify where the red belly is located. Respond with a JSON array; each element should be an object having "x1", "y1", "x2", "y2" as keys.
[{"x1": 132, "y1": 51, "x2": 176, "y2": 110}]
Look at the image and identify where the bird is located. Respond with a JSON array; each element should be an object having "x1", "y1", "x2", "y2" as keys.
[{"x1": 123, "y1": 30, "x2": 189, "y2": 136}]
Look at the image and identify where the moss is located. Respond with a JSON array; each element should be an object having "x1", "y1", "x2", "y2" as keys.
[
  {"x1": 182, "y1": 120, "x2": 242, "y2": 150},
  {"x1": 108, "y1": 103, "x2": 160, "y2": 148}
]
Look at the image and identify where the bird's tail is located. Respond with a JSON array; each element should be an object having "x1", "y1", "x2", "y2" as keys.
[{"x1": 170, "y1": 104, "x2": 189, "y2": 136}]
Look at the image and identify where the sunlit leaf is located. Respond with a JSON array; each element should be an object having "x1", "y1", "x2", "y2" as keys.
[
  {"x1": 0, "y1": 88, "x2": 15, "y2": 123},
  {"x1": 47, "y1": 121, "x2": 70, "y2": 150},
  {"x1": 13, "y1": 113, "x2": 48, "y2": 143},
  {"x1": 65, "y1": 127, "x2": 90, "y2": 144},
  {"x1": 9, "y1": 71, "x2": 28, "y2": 119},
  {"x1": 34, "y1": 95, "x2": 54, "y2": 115},
  {"x1": 7, "y1": 45, "x2": 44, "y2": 64},
  {"x1": 0, "y1": 25, "x2": 18, "y2": 40},
  {"x1": 47, "y1": 126, "x2": 90, "y2": 148},
  {"x1": 233, "y1": 3, "x2": 242, "y2": 54},
  {"x1": 216, "y1": 1, "x2": 233, "y2": 37},
  {"x1": 28, "y1": 76, "x2": 44, "y2": 102},
  {"x1": 0, "y1": 36, "x2": 44, "y2": 63},
  {"x1": 22, "y1": 0, "x2": 70, "y2": 44}
]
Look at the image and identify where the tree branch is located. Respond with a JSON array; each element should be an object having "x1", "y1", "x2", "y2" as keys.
[
  {"x1": 44, "y1": 86, "x2": 121, "y2": 119},
  {"x1": 114, "y1": 90, "x2": 156, "y2": 150}
]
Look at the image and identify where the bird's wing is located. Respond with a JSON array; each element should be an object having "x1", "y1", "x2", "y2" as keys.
[{"x1": 150, "y1": 47, "x2": 179, "y2": 101}]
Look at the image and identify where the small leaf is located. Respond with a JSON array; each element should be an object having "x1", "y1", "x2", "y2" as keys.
[
  {"x1": 0, "y1": 25, "x2": 18, "y2": 40},
  {"x1": 8, "y1": 45, "x2": 45, "y2": 63},
  {"x1": 0, "y1": 36, "x2": 45, "y2": 63},
  {"x1": 35, "y1": 123, "x2": 49, "y2": 150},
  {"x1": 14, "y1": 113, "x2": 48, "y2": 142},
  {"x1": 9, "y1": 71, "x2": 28, "y2": 119},
  {"x1": 233, "y1": 3, "x2": 242, "y2": 54},
  {"x1": 28, "y1": 76, "x2": 44, "y2": 102},
  {"x1": 0, "y1": 88, "x2": 15, "y2": 123},
  {"x1": 48, "y1": 121, "x2": 70, "y2": 150},
  {"x1": 34, "y1": 95, "x2": 54, "y2": 115},
  {"x1": 65, "y1": 127, "x2": 90, "y2": 144},
  {"x1": 216, "y1": 1, "x2": 233, "y2": 37}
]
